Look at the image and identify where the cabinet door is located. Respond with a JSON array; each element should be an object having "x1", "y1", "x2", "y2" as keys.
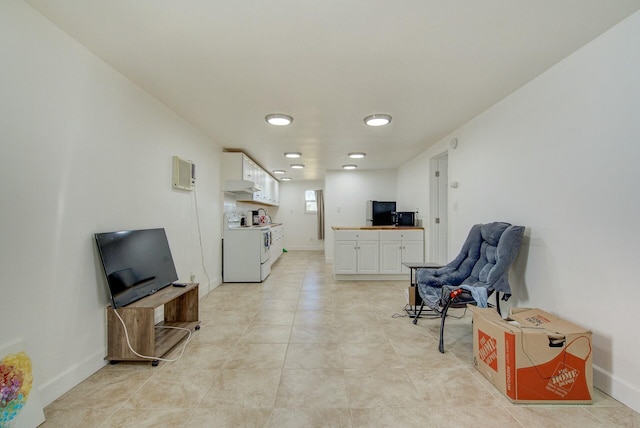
[
  {"x1": 242, "y1": 154, "x2": 254, "y2": 181},
  {"x1": 273, "y1": 179, "x2": 280, "y2": 205},
  {"x1": 256, "y1": 167, "x2": 265, "y2": 199},
  {"x1": 335, "y1": 240, "x2": 357, "y2": 274},
  {"x1": 268, "y1": 175, "x2": 277, "y2": 204},
  {"x1": 264, "y1": 174, "x2": 274, "y2": 203},
  {"x1": 401, "y1": 240, "x2": 424, "y2": 274},
  {"x1": 357, "y1": 240, "x2": 379, "y2": 274},
  {"x1": 379, "y1": 240, "x2": 402, "y2": 274},
  {"x1": 222, "y1": 152, "x2": 243, "y2": 181}
]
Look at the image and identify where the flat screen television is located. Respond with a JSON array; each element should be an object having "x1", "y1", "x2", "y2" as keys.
[{"x1": 95, "y1": 228, "x2": 178, "y2": 309}]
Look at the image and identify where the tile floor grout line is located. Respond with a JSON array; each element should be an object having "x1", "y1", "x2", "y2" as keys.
[{"x1": 41, "y1": 251, "x2": 640, "y2": 427}]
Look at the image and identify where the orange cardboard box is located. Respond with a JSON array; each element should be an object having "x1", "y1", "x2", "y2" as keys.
[{"x1": 469, "y1": 306, "x2": 593, "y2": 403}]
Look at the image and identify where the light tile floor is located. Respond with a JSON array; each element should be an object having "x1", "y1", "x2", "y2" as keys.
[{"x1": 42, "y1": 251, "x2": 640, "y2": 427}]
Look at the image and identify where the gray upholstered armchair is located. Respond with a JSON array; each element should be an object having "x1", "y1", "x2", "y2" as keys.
[{"x1": 414, "y1": 222, "x2": 525, "y2": 352}]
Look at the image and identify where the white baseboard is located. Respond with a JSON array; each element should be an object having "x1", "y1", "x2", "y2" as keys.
[
  {"x1": 39, "y1": 349, "x2": 107, "y2": 407},
  {"x1": 282, "y1": 246, "x2": 324, "y2": 251},
  {"x1": 42, "y1": 277, "x2": 223, "y2": 407},
  {"x1": 594, "y1": 364, "x2": 640, "y2": 413},
  {"x1": 334, "y1": 274, "x2": 410, "y2": 281},
  {"x1": 202, "y1": 276, "x2": 222, "y2": 296},
  {"x1": 37, "y1": 292, "x2": 639, "y2": 416}
]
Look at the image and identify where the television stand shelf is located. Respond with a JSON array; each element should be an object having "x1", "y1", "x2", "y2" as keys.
[{"x1": 106, "y1": 283, "x2": 200, "y2": 366}]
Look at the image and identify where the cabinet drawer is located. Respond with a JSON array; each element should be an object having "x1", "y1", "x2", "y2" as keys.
[
  {"x1": 380, "y1": 230, "x2": 423, "y2": 241},
  {"x1": 334, "y1": 230, "x2": 380, "y2": 241}
]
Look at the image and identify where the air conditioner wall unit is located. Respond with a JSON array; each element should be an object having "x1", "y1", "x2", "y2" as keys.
[{"x1": 172, "y1": 156, "x2": 195, "y2": 191}]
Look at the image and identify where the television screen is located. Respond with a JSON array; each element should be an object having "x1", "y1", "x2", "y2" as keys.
[{"x1": 95, "y1": 228, "x2": 178, "y2": 309}]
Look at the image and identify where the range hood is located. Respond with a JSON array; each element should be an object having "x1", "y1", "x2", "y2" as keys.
[{"x1": 224, "y1": 179, "x2": 263, "y2": 193}]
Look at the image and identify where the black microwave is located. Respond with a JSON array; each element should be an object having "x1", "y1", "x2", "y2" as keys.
[{"x1": 394, "y1": 212, "x2": 415, "y2": 226}]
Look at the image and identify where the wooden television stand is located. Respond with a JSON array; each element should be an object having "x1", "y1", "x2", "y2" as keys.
[{"x1": 106, "y1": 283, "x2": 200, "y2": 366}]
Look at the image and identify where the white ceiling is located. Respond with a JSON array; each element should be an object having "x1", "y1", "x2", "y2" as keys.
[{"x1": 26, "y1": 0, "x2": 640, "y2": 181}]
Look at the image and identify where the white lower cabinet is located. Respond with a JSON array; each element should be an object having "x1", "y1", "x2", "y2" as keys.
[
  {"x1": 400, "y1": 240, "x2": 424, "y2": 273},
  {"x1": 334, "y1": 230, "x2": 379, "y2": 274},
  {"x1": 379, "y1": 232, "x2": 424, "y2": 274},
  {"x1": 379, "y1": 240, "x2": 404, "y2": 274},
  {"x1": 355, "y1": 240, "x2": 379, "y2": 274},
  {"x1": 334, "y1": 229, "x2": 423, "y2": 278},
  {"x1": 270, "y1": 224, "x2": 284, "y2": 265}
]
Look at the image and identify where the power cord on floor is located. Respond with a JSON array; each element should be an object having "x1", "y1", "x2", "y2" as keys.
[
  {"x1": 113, "y1": 309, "x2": 192, "y2": 363},
  {"x1": 391, "y1": 304, "x2": 413, "y2": 318},
  {"x1": 392, "y1": 304, "x2": 467, "y2": 320},
  {"x1": 193, "y1": 188, "x2": 212, "y2": 300}
]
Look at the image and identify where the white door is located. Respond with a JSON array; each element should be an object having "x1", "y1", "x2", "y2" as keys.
[{"x1": 430, "y1": 152, "x2": 449, "y2": 264}]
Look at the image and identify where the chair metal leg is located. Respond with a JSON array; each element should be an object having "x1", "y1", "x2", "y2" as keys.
[
  {"x1": 412, "y1": 301, "x2": 425, "y2": 325},
  {"x1": 436, "y1": 288, "x2": 504, "y2": 353},
  {"x1": 438, "y1": 298, "x2": 454, "y2": 353}
]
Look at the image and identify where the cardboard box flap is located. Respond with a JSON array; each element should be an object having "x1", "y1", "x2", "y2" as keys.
[
  {"x1": 468, "y1": 305, "x2": 514, "y2": 326},
  {"x1": 507, "y1": 308, "x2": 591, "y2": 335},
  {"x1": 468, "y1": 305, "x2": 503, "y2": 320}
]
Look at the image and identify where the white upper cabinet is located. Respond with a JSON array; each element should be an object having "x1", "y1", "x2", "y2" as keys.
[
  {"x1": 222, "y1": 152, "x2": 279, "y2": 206},
  {"x1": 241, "y1": 155, "x2": 255, "y2": 181}
]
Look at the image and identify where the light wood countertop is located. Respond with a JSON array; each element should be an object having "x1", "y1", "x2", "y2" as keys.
[{"x1": 332, "y1": 226, "x2": 424, "y2": 230}]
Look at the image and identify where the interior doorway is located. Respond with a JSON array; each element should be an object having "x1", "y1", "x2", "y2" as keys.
[{"x1": 430, "y1": 152, "x2": 449, "y2": 264}]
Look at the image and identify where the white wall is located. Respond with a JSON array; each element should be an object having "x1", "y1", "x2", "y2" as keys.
[
  {"x1": 0, "y1": 0, "x2": 223, "y2": 405},
  {"x1": 396, "y1": 149, "x2": 446, "y2": 261},
  {"x1": 324, "y1": 169, "x2": 397, "y2": 262},
  {"x1": 398, "y1": 11, "x2": 640, "y2": 412},
  {"x1": 396, "y1": 155, "x2": 432, "y2": 217},
  {"x1": 274, "y1": 180, "x2": 324, "y2": 251},
  {"x1": 6, "y1": 0, "x2": 639, "y2": 412}
]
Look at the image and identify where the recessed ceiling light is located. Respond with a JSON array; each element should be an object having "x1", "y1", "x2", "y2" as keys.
[
  {"x1": 290, "y1": 164, "x2": 305, "y2": 169},
  {"x1": 348, "y1": 152, "x2": 366, "y2": 159},
  {"x1": 273, "y1": 170, "x2": 285, "y2": 174},
  {"x1": 281, "y1": 177, "x2": 292, "y2": 181},
  {"x1": 364, "y1": 114, "x2": 392, "y2": 127},
  {"x1": 284, "y1": 152, "x2": 302, "y2": 158},
  {"x1": 342, "y1": 164, "x2": 357, "y2": 170},
  {"x1": 265, "y1": 114, "x2": 293, "y2": 126}
]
